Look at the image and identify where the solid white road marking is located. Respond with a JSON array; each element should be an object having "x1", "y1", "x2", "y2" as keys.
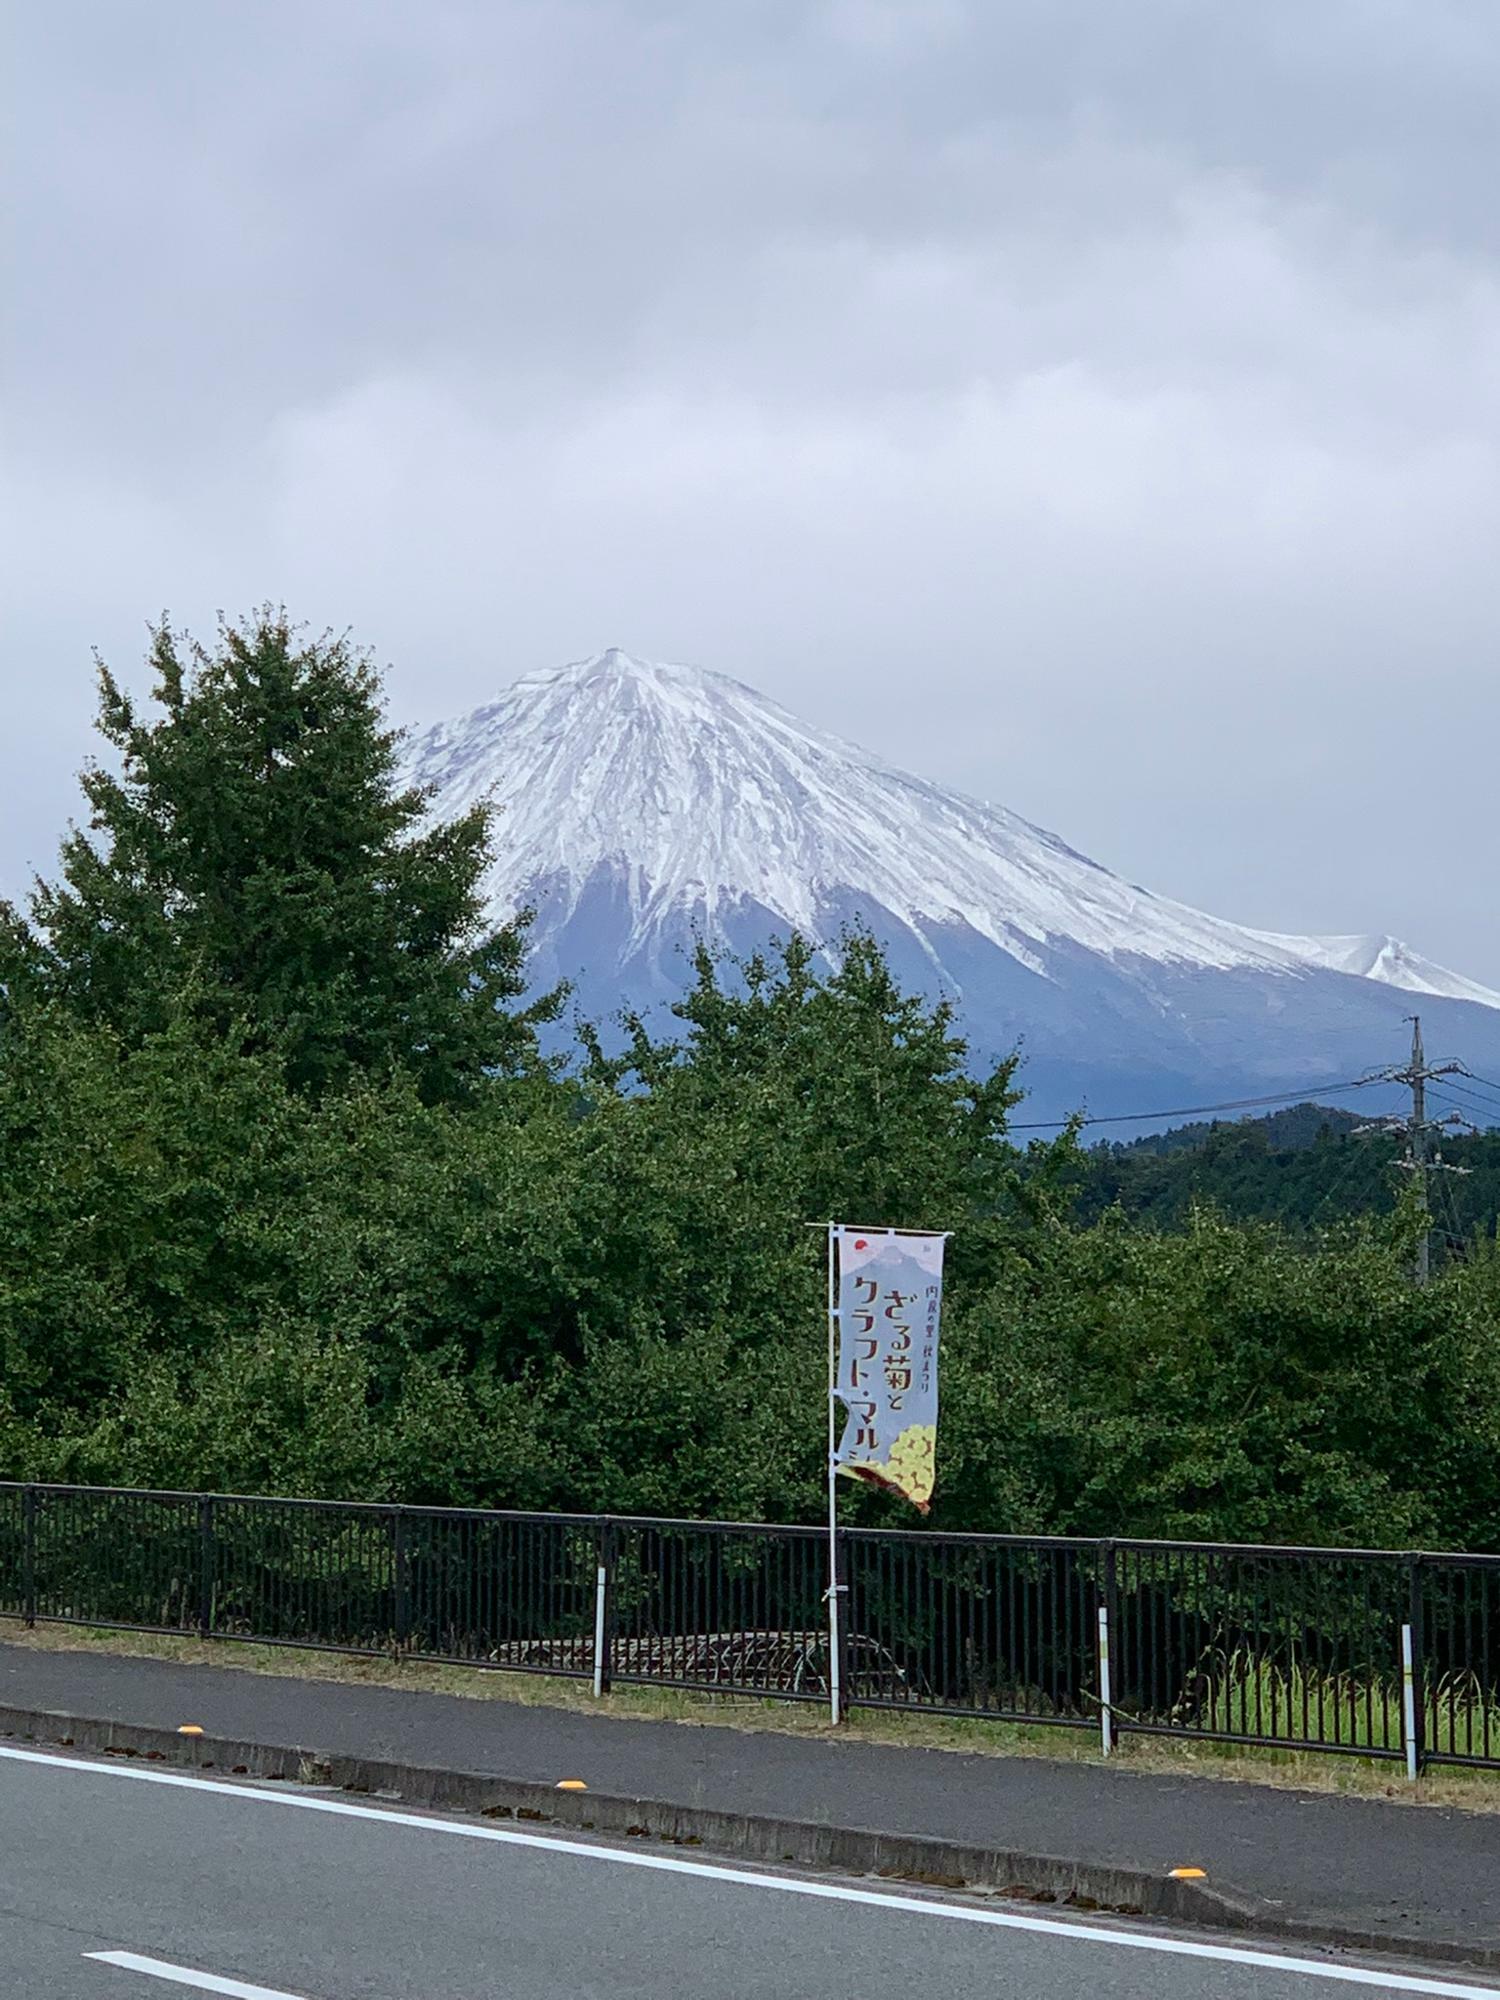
[
  {"x1": 3, "y1": 1744, "x2": 1493, "y2": 1999},
  {"x1": 85, "y1": 1952, "x2": 309, "y2": 1998}
]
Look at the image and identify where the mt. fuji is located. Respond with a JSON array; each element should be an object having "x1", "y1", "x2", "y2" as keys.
[{"x1": 401, "y1": 649, "x2": 1500, "y2": 1125}]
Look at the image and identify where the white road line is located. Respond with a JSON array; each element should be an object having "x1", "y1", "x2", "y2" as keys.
[
  {"x1": 4, "y1": 1744, "x2": 1493, "y2": 2000},
  {"x1": 85, "y1": 1952, "x2": 309, "y2": 1998}
]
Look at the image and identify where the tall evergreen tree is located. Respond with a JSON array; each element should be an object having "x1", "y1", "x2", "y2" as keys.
[{"x1": 0, "y1": 610, "x2": 558, "y2": 1097}]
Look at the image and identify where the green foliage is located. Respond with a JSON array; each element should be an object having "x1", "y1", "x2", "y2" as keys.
[
  {"x1": 0, "y1": 608, "x2": 558, "y2": 1099},
  {"x1": 936, "y1": 1200, "x2": 1500, "y2": 1546},
  {"x1": 3, "y1": 610, "x2": 1498, "y2": 1554},
  {"x1": 1069, "y1": 1105, "x2": 1500, "y2": 1253},
  {"x1": 1197, "y1": 1647, "x2": 1500, "y2": 1758}
]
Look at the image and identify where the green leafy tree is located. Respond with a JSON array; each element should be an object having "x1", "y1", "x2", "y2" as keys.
[
  {"x1": 581, "y1": 929, "x2": 1027, "y2": 1252},
  {"x1": 938, "y1": 1196, "x2": 1500, "y2": 1548},
  {"x1": 0, "y1": 609, "x2": 557, "y2": 1099}
]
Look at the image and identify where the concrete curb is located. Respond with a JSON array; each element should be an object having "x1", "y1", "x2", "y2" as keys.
[{"x1": 2, "y1": 1702, "x2": 1496, "y2": 1976}]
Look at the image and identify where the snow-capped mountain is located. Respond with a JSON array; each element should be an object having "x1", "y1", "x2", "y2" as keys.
[{"x1": 401, "y1": 649, "x2": 1500, "y2": 1124}]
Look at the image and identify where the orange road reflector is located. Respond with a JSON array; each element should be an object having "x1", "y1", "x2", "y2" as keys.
[
  {"x1": 177, "y1": 1725, "x2": 205, "y2": 1737},
  {"x1": 1168, "y1": 1866, "x2": 1207, "y2": 1880},
  {"x1": 555, "y1": 1779, "x2": 588, "y2": 1791}
]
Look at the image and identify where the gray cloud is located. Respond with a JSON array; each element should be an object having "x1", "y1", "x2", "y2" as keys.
[{"x1": 5, "y1": 0, "x2": 1498, "y2": 991}]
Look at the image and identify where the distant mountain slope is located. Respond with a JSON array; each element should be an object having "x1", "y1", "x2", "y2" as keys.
[
  {"x1": 400, "y1": 649, "x2": 1500, "y2": 1124},
  {"x1": 1067, "y1": 1102, "x2": 1500, "y2": 1248}
]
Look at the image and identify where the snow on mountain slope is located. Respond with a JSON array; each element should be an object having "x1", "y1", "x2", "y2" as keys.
[
  {"x1": 400, "y1": 648, "x2": 1500, "y2": 1014},
  {"x1": 1241, "y1": 930, "x2": 1500, "y2": 1011}
]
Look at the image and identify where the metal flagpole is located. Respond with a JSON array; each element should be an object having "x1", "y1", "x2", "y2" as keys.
[{"x1": 825, "y1": 1219, "x2": 842, "y2": 1727}]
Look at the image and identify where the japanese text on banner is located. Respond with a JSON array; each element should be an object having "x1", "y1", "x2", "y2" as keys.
[{"x1": 833, "y1": 1227, "x2": 945, "y2": 1511}]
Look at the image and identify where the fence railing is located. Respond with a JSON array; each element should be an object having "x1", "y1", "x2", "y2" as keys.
[{"x1": 2, "y1": 1482, "x2": 1496, "y2": 1773}]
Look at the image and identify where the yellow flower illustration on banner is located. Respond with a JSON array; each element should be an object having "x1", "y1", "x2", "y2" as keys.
[
  {"x1": 885, "y1": 1423, "x2": 936, "y2": 1508},
  {"x1": 841, "y1": 1423, "x2": 936, "y2": 1511}
]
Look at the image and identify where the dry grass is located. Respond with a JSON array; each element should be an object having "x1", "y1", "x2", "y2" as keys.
[{"x1": 4, "y1": 1615, "x2": 1497, "y2": 1814}]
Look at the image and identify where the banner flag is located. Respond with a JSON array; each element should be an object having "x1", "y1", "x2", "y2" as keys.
[{"x1": 833, "y1": 1227, "x2": 945, "y2": 1511}]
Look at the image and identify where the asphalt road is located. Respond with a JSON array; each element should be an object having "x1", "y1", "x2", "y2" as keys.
[
  {"x1": 7, "y1": 1642, "x2": 1499, "y2": 1955},
  {"x1": 3, "y1": 1746, "x2": 1497, "y2": 2000}
]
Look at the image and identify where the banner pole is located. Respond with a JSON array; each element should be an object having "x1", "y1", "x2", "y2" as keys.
[{"x1": 826, "y1": 1219, "x2": 842, "y2": 1727}]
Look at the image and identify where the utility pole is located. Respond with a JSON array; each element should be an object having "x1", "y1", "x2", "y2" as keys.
[
  {"x1": 1364, "y1": 1016, "x2": 1470, "y2": 1283},
  {"x1": 1406, "y1": 1017, "x2": 1432, "y2": 1286}
]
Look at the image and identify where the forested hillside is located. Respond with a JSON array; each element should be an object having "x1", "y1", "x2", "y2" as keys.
[
  {"x1": 1070, "y1": 1106, "x2": 1500, "y2": 1255},
  {"x1": 3, "y1": 613, "x2": 1497, "y2": 1553}
]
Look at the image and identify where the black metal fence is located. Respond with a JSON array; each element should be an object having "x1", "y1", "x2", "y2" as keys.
[{"x1": 2, "y1": 1482, "x2": 1497, "y2": 1772}]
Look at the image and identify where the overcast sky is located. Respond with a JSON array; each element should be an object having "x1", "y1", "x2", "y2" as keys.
[{"x1": 6, "y1": 0, "x2": 1498, "y2": 987}]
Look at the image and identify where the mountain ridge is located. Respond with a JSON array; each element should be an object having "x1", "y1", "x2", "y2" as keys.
[{"x1": 399, "y1": 648, "x2": 1500, "y2": 1121}]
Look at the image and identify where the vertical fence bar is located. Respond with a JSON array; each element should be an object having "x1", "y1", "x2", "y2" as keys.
[
  {"x1": 196, "y1": 1495, "x2": 214, "y2": 1641},
  {"x1": 1097, "y1": 1603, "x2": 1113, "y2": 1756},
  {"x1": 1408, "y1": 1556, "x2": 1427, "y2": 1777},
  {"x1": 391, "y1": 1506, "x2": 408, "y2": 1659},
  {"x1": 1101, "y1": 1539, "x2": 1120, "y2": 1744},
  {"x1": 1484, "y1": 1564, "x2": 1496, "y2": 1766},
  {"x1": 22, "y1": 1485, "x2": 37, "y2": 1627}
]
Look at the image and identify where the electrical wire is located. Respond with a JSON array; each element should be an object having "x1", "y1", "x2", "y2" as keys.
[
  {"x1": 1010, "y1": 1077, "x2": 1377, "y2": 1133},
  {"x1": 1434, "y1": 1164, "x2": 1471, "y2": 1261},
  {"x1": 1432, "y1": 1088, "x2": 1496, "y2": 1136},
  {"x1": 1424, "y1": 1084, "x2": 1471, "y2": 1124},
  {"x1": 1433, "y1": 1079, "x2": 1500, "y2": 1127},
  {"x1": 1308, "y1": 1129, "x2": 1388, "y2": 1224},
  {"x1": 1007, "y1": 1055, "x2": 1500, "y2": 1140}
]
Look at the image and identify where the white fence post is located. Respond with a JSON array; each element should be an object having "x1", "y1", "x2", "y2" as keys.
[
  {"x1": 1097, "y1": 1604, "x2": 1113, "y2": 1757},
  {"x1": 1401, "y1": 1621, "x2": 1418, "y2": 1783},
  {"x1": 592, "y1": 1562, "x2": 609, "y2": 1699}
]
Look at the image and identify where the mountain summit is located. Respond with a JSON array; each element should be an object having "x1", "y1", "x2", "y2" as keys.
[{"x1": 401, "y1": 649, "x2": 1500, "y2": 1121}]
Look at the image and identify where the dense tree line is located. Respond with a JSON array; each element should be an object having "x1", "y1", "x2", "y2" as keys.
[
  {"x1": 1070, "y1": 1107, "x2": 1500, "y2": 1248},
  {"x1": 2, "y1": 612, "x2": 1497, "y2": 1551}
]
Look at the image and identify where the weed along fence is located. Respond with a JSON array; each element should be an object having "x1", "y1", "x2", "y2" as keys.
[{"x1": 1, "y1": 1483, "x2": 1497, "y2": 1775}]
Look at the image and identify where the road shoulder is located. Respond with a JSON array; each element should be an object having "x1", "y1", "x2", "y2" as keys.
[{"x1": 2, "y1": 1636, "x2": 1497, "y2": 1974}]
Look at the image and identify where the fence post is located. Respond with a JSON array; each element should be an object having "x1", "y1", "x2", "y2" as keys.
[
  {"x1": 1400, "y1": 1622, "x2": 1418, "y2": 1782},
  {"x1": 1406, "y1": 1556, "x2": 1427, "y2": 1779},
  {"x1": 1095, "y1": 1539, "x2": 1119, "y2": 1755},
  {"x1": 593, "y1": 1518, "x2": 615, "y2": 1698},
  {"x1": 22, "y1": 1485, "x2": 37, "y2": 1628},
  {"x1": 1097, "y1": 1604, "x2": 1114, "y2": 1756},
  {"x1": 391, "y1": 1506, "x2": 409, "y2": 1660},
  {"x1": 197, "y1": 1495, "x2": 214, "y2": 1641}
]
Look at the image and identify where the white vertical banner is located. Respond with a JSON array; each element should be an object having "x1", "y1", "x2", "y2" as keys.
[{"x1": 833, "y1": 1227, "x2": 946, "y2": 1512}]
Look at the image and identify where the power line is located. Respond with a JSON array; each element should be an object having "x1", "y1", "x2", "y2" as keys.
[
  {"x1": 1431, "y1": 1079, "x2": 1500, "y2": 1126},
  {"x1": 1308, "y1": 1127, "x2": 1388, "y2": 1224},
  {"x1": 1425, "y1": 1082, "x2": 1472, "y2": 1114},
  {"x1": 1010, "y1": 1025, "x2": 1491, "y2": 1262},
  {"x1": 1432, "y1": 1147, "x2": 1473, "y2": 1259},
  {"x1": 1005, "y1": 1033, "x2": 1500, "y2": 1139},
  {"x1": 1010, "y1": 1078, "x2": 1376, "y2": 1134},
  {"x1": 1425, "y1": 1064, "x2": 1500, "y2": 1108}
]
